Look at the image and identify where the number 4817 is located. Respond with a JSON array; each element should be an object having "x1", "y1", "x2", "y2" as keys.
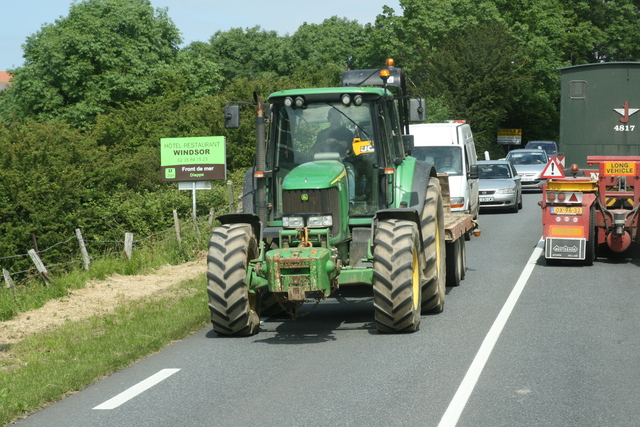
[{"x1": 614, "y1": 124, "x2": 635, "y2": 131}]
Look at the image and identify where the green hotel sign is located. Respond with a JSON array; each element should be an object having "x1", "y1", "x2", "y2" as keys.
[{"x1": 160, "y1": 136, "x2": 226, "y2": 181}]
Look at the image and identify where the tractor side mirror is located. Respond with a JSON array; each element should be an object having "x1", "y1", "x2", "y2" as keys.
[{"x1": 224, "y1": 104, "x2": 240, "y2": 129}]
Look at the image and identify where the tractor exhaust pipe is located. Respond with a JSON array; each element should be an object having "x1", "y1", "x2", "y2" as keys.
[{"x1": 254, "y1": 92, "x2": 267, "y2": 224}]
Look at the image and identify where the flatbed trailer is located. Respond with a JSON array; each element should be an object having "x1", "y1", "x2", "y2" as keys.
[{"x1": 439, "y1": 175, "x2": 479, "y2": 285}]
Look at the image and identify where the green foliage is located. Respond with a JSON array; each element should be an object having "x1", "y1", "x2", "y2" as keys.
[
  {"x1": 0, "y1": 119, "x2": 107, "y2": 270},
  {"x1": 358, "y1": 6, "x2": 406, "y2": 68},
  {"x1": 203, "y1": 26, "x2": 295, "y2": 81},
  {"x1": 290, "y1": 17, "x2": 370, "y2": 70},
  {"x1": 417, "y1": 21, "x2": 529, "y2": 155},
  {"x1": 0, "y1": 0, "x2": 197, "y2": 127}
]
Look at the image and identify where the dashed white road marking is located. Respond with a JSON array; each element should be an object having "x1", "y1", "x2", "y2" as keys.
[
  {"x1": 438, "y1": 239, "x2": 544, "y2": 426},
  {"x1": 93, "y1": 368, "x2": 180, "y2": 410}
]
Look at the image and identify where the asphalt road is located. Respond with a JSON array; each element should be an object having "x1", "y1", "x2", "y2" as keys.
[{"x1": 15, "y1": 192, "x2": 640, "y2": 427}]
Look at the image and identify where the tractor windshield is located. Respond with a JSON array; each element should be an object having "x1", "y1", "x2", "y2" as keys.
[{"x1": 269, "y1": 102, "x2": 379, "y2": 216}]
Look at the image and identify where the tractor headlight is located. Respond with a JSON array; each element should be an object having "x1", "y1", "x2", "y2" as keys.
[
  {"x1": 307, "y1": 215, "x2": 333, "y2": 228},
  {"x1": 282, "y1": 215, "x2": 304, "y2": 228}
]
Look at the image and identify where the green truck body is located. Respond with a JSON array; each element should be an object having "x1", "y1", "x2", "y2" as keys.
[{"x1": 560, "y1": 62, "x2": 640, "y2": 168}]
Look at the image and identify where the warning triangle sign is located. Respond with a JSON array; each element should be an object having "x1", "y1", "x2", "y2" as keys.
[{"x1": 540, "y1": 157, "x2": 565, "y2": 178}]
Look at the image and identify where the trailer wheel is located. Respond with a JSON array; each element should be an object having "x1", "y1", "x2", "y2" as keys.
[
  {"x1": 420, "y1": 177, "x2": 446, "y2": 313},
  {"x1": 584, "y1": 206, "x2": 596, "y2": 266},
  {"x1": 446, "y1": 239, "x2": 463, "y2": 287},
  {"x1": 460, "y1": 237, "x2": 467, "y2": 280},
  {"x1": 207, "y1": 223, "x2": 260, "y2": 337},
  {"x1": 373, "y1": 219, "x2": 422, "y2": 333}
]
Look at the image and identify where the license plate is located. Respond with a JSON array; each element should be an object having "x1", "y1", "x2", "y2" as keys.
[
  {"x1": 551, "y1": 206, "x2": 583, "y2": 215},
  {"x1": 480, "y1": 197, "x2": 494, "y2": 202},
  {"x1": 545, "y1": 237, "x2": 586, "y2": 260},
  {"x1": 522, "y1": 177, "x2": 535, "y2": 181}
]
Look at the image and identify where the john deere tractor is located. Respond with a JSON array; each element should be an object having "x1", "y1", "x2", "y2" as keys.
[{"x1": 208, "y1": 60, "x2": 447, "y2": 335}]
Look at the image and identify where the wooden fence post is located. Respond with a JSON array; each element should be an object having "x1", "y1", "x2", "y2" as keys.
[
  {"x1": 124, "y1": 232, "x2": 134, "y2": 260},
  {"x1": 75, "y1": 228, "x2": 91, "y2": 270},
  {"x1": 227, "y1": 180, "x2": 236, "y2": 214},
  {"x1": 28, "y1": 249, "x2": 51, "y2": 286},
  {"x1": 173, "y1": 210, "x2": 182, "y2": 245},
  {"x1": 208, "y1": 207, "x2": 215, "y2": 228},
  {"x1": 2, "y1": 269, "x2": 14, "y2": 289}
]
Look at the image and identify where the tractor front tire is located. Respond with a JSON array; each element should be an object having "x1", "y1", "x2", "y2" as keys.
[
  {"x1": 420, "y1": 177, "x2": 446, "y2": 313},
  {"x1": 373, "y1": 219, "x2": 423, "y2": 333},
  {"x1": 207, "y1": 223, "x2": 260, "y2": 337}
]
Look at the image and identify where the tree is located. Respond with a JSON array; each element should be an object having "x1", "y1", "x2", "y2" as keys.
[
  {"x1": 358, "y1": 5, "x2": 406, "y2": 68},
  {"x1": 202, "y1": 26, "x2": 294, "y2": 81},
  {"x1": 420, "y1": 22, "x2": 529, "y2": 156},
  {"x1": 0, "y1": 0, "x2": 184, "y2": 126},
  {"x1": 290, "y1": 17, "x2": 369, "y2": 70}
]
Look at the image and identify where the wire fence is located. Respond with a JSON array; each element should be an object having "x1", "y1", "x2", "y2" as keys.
[{"x1": 1, "y1": 206, "x2": 231, "y2": 289}]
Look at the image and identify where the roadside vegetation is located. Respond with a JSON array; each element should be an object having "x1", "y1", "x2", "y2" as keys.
[
  {"x1": 1, "y1": 0, "x2": 639, "y2": 424},
  {"x1": 0, "y1": 230, "x2": 209, "y2": 425}
]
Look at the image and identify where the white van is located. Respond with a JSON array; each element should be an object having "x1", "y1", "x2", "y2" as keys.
[{"x1": 409, "y1": 122, "x2": 480, "y2": 219}]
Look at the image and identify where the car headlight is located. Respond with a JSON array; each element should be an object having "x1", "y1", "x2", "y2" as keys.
[
  {"x1": 497, "y1": 188, "x2": 515, "y2": 194},
  {"x1": 308, "y1": 215, "x2": 333, "y2": 228},
  {"x1": 282, "y1": 215, "x2": 304, "y2": 228}
]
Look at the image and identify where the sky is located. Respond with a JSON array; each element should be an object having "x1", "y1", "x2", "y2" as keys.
[{"x1": 0, "y1": 0, "x2": 403, "y2": 71}]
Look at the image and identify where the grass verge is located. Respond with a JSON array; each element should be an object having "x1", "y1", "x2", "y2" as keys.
[
  {"x1": 0, "y1": 230, "x2": 208, "y2": 322},
  {"x1": 0, "y1": 273, "x2": 209, "y2": 426}
]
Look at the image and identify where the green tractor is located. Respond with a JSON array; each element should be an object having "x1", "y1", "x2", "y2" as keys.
[{"x1": 208, "y1": 60, "x2": 447, "y2": 335}]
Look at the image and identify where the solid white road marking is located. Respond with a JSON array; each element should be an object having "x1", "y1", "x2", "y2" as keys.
[
  {"x1": 93, "y1": 368, "x2": 180, "y2": 410},
  {"x1": 438, "y1": 239, "x2": 544, "y2": 427}
]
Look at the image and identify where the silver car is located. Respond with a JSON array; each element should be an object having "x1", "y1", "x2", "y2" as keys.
[
  {"x1": 478, "y1": 160, "x2": 522, "y2": 213},
  {"x1": 505, "y1": 149, "x2": 549, "y2": 190}
]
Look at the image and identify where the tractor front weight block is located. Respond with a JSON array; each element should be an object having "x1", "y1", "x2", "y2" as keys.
[{"x1": 266, "y1": 247, "x2": 338, "y2": 298}]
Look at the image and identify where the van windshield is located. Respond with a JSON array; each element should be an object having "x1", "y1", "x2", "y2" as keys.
[{"x1": 412, "y1": 146, "x2": 463, "y2": 176}]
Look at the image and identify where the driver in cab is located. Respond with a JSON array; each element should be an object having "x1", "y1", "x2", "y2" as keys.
[{"x1": 313, "y1": 108, "x2": 354, "y2": 154}]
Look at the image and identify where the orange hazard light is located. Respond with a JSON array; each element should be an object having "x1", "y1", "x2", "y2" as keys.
[{"x1": 549, "y1": 225, "x2": 584, "y2": 238}]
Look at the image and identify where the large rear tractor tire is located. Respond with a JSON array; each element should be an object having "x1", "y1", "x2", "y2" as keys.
[
  {"x1": 373, "y1": 220, "x2": 423, "y2": 333},
  {"x1": 420, "y1": 177, "x2": 446, "y2": 313},
  {"x1": 207, "y1": 223, "x2": 260, "y2": 337}
]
